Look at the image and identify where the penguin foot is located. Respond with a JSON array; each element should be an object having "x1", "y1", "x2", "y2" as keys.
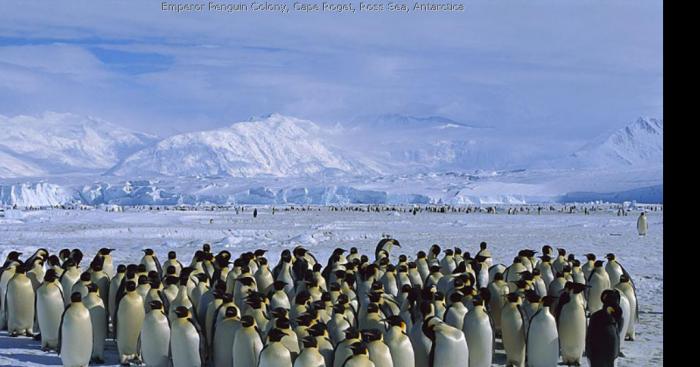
[
  {"x1": 9, "y1": 331, "x2": 19, "y2": 337},
  {"x1": 91, "y1": 357, "x2": 105, "y2": 364},
  {"x1": 24, "y1": 331, "x2": 33, "y2": 337},
  {"x1": 619, "y1": 351, "x2": 626, "y2": 358},
  {"x1": 625, "y1": 335, "x2": 635, "y2": 341},
  {"x1": 33, "y1": 333, "x2": 41, "y2": 341}
]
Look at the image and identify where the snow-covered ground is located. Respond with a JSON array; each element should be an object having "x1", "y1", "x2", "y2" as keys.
[{"x1": 0, "y1": 206, "x2": 663, "y2": 366}]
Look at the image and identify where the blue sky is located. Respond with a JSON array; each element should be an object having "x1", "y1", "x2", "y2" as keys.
[{"x1": 0, "y1": 0, "x2": 662, "y2": 143}]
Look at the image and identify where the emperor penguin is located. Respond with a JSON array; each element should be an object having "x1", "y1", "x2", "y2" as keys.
[
  {"x1": 571, "y1": 260, "x2": 586, "y2": 285},
  {"x1": 308, "y1": 322, "x2": 335, "y2": 367},
  {"x1": 637, "y1": 212, "x2": 648, "y2": 236},
  {"x1": 60, "y1": 259, "x2": 82, "y2": 305},
  {"x1": 582, "y1": 254, "x2": 596, "y2": 280},
  {"x1": 476, "y1": 242, "x2": 493, "y2": 269},
  {"x1": 259, "y1": 328, "x2": 293, "y2": 367},
  {"x1": 59, "y1": 292, "x2": 93, "y2": 367},
  {"x1": 328, "y1": 303, "x2": 352, "y2": 346},
  {"x1": 6, "y1": 264, "x2": 35, "y2": 336},
  {"x1": 526, "y1": 296, "x2": 559, "y2": 367},
  {"x1": 335, "y1": 327, "x2": 362, "y2": 367},
  {"x1": 0, "y1": 252, "x2": 21, "y2": 327},
  {"x1": 116, "y1": 281, "x2": 146, "y2": 364},
  {"x1": 586, "y1": 290, "x2": 623, "y2": 367},
  {"x1": 440, "y1": 249, "x2": 457, "y2": 275},
  {"x1": 462, "y1": 298, "x2": 493, "y2": 367},
  {"x1": 71, "y1": 271, "x2": 92, "y2": 299},
  {"x1": 295, "y1": 335, "x2": 326, "y2": 367},
  {"x1": 500, "y1": 293, "x2": 526, "y2": 367},
  {"x1": 486, "y1": 272, "x2": 509, "y2": 334},
  {"x1": 617, "y1": 289, "x2": 632, "y2": 357},
  {"x1": 233, "y1": 315, "x2": 264, "y2": 367},
  {"x1": 140, "y1": 300, "x2": 171, "y2": 367},
  {"x1": 587, "y1": 261, "x2": 611, "y2": 314},
  {"x1": 615, "y1": 274, "x2": 638, "y2": 340},
  {"x1": 36, "y1": 269, "x2": 64, "y2": 351},
  {"x1": 342, "y1": 341, "x2": 376, "y2": 367},
  {"x1": 408, "y1": 262, "x2": 424, "y2": 288},
  {"x1": 416, "y1": 252, "x2": 431, "y2": 283},
  {"x1": 424, "y1": 316, "x2": 470, "y2": 367},
  {"x1": 83, "y1": 284, "x2": 107, "y2": 363},
  {"x1": 536, "y1": 255, "x2": 555, "y2": 288},
  {"x1": 255, "y1": 257, "x2": 275, "y2": 292},
  {"x1": 384, "y1": 316, "x2": 415, "y2": 367},
  {"x1": 163, "y1": 251, "x2": 183, "y2": 278},
  {"x1": 504, "y1": 257, "x2": 527, "y2": 284},
  {"x1": 604, "y1": 253, "x2": 624, "y2": 288},
  {"x1": 443, "y1": 292, "x2": 468, "y2": 330},
  {"x1": 96, "y1": 248, "x2": 116, "y2": 278},
  {"x1": 171, "y1": 306, "x2": 205, "y2": 367},
  {"x1": 212, "y1": 306, "x2": 241, "y2": 367},
  {"x1": 140, "y1": 248, "x2": 162, "y2": 277},
  {"x1": 362, "y1": 328, "x2": 393, "y2": 367},
  {"x1": 556, "y1": 282, "x2": 587, "y2": 366},
  {"x1": 108, "y1": 264, "x2": 126, "y2": 329},
  {"x1": 89, "y1": 262, "x2": 110, "y2": 308},
  {"x1": 552, "y1": 248, "x2": 569, "y2": 275}
]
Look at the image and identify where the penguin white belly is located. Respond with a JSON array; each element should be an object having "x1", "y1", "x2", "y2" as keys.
[
  {"x1": 368, "y1": 341, "x2": 393, "y2": 367},
  {"x1": 213, "y1": 319, "x2": 240, "y2": 367},
  {"x1": 84, "y1": 296, "x2": 107, "y2": 361},
  {"x1": 434, "y1": 324, "x2": 469, "y2": 367},
  {"x1": 259, "y1": 343, "x2": 292, "y2": 367},
  {"x1": 526, "y1": 312, "x2": 558, "y2": 367},
  {"x1": 233, "y1": 328, "x2": 263, "y2": 367},
  {"x1": 294, "y1": 348, "x2": 325, "y2": 367},
  {"x1": 462, "y1": 315, "x2": 492, "y2": 367},
  {"x1": 587, "y1": 274, "x2": 610, "y2": 314},
  {"x1": 558, "y1": 302, "x2": 586, "y2": 364},
  {"x1": 409, "y1": 322, "x2": 431, "y2": 367},
  {"x1": 7, "y1": 275, "x2": 35, "y2": 334},
  {"x1": 386, "y1": 334, "x2": 415, "y2": 367},
  {"x1": 619, "y1": 286, "x2": 637, "y2": 340},
  {"x1": 171, "y1": 320, "x2": 202, "y2": 367},
  {"x1": 141, "y1": 311, "x2": 171, "y2": 367},
  {"x1": 117, "y1": 296, "x2": 145, "y2": 360},
  {"x1": 37, "y1": 285, "x2": 64, "y2": 349},
  {"x1": 500, "y1": 306, "x2": 525, "y2": 367},
  {"x1": 618, "y1": 294, "x2": 632, "y2": 352},
  {"x1": 61, "y1": 306, "x2": 93, "y2": 367}
]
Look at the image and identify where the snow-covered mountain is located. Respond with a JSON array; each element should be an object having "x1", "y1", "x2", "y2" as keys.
[
  {"x1": 0, "y1": 112, "x2": 158, "y2": 177},
  {"x1": 569, "y1": 117, "x2": 663, "y2": 167},
  {"x1": 111, "y1": 114, "x2": 378, "y2": 178}
]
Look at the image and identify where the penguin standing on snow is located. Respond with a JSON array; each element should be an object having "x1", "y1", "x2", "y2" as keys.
[
  {"x1": 586, "y1": 290, "x2": 624, "y2": 367},
  {"x1": 462, "y1": 298, "x2": 493, "y2": 367},
  {"x1": 526, "y1": 296, "x2": 559, "y2": 367},
  {"x1": 500, "y1": 293, "x2": 525, "y2": 367},
  {"x1": 233, "y1": 315, "x2": 264, "y2": 367},
  {"x1": 36, "y1": 269, "x2": 64, "y2": 351},
  {"x1": 83, "y1": 284, "x2": 107, "y2": 363},
  {"x1": 637, "y1": 212, "x2": 648, "y2": 236},
  {"x1": 140, "y1": 300, "x2": 171, "y2": 367},
  {"x1": 170, "y1": 306, "x2": 205, "y2": 367},
  {"x1": 59, "y1": 292, "x2": 93, "y2": 367},
  {"x1": 556, "y1": 282, "x2": 587, "y2": 366},
  {"x1": 6, "y1": 264, "x2": 35, "y2": 336}
]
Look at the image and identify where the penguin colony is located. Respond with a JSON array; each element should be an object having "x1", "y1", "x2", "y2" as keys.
[{"x1": 0, "y1": 240, "x2": 638, "y2": 367}]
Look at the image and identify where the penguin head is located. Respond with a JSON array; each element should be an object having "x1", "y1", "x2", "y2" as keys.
[
  {"x1": 619, "y1": 274, "x2": 631, "y2": 283},
  {"x1": 70, "y1": 292, "x2": 82, "y2": 303},
  {"x1": 605, "y1": 253, "x2": 616, "y2": 261},
  {"x1": 44, "y1": 269, "x2": 58, "y2": 282},
  {"x1": 150, "y1": 300, "x2": 163, "y2": 310},
  {"x1": 416, "y1": 251, "x2": 427, "y2": 259},
  {"x1": 308, "y1": 323, "x2": 327, "y2": 337},
  {"x1": 506, "y1": 292, "x2": 520, "y2": 303},
  {"x1": 168, "y1": 251, "x2": 177, "y2": 260},
  {"x1": 361, "y1": 329, "x2": 383, "y2": 343},
  {"x1": 367, "y1": 303, "x2": 380, "y2": 314},
  {"x1": 80, "y1": 272, "x2": 91, "y2": 282},
  {"x1": 138, "y1": 275, "x2": 149, "y2": 285},
  {"x1": 585, "y1": 253, "x2": 596, "y2": 261},
  {"x1": 594, "y1": 260, "x2": 605, "y2": 268},
  {"x1": 47, "y1": 255, "x2": 61, "y2": 267},
  {"x1": 557, "y1": 248, "x2": 567, "y2": 256},
  {"x1": 202, "y1": 243, "x2": 211, "y2": 253},
  {"x1": 542, "y1": 245, "x2": 552, "y2": 255},
  {"x1": 542, "y1": 295, "x2": 557, "y2": 307},
  {"x1": 125, "y1": 281, "x2": 137, "y2": 293},
  {"x1": 98, "y1": 248, "x2": 114, "y2": 255},
  {"x1": 174, "y1": 306, "x2": 189, "y2": 318},
  {"x1": 344, "y1": 327, "x2": 360, "y2": 340},
  {"x1": 601, "y1": 289, "x2": 621, "y2": 306},
  {"x1": 450, "y1": 291, "x2": 464, "y2": 304},
  {"x1": 87, "y1": 283, "x2": 98, "y2": 293},
  {"x1": 349, "y1": 341, "x2": 368, "y2": 356},
  {"x1": 525, "y1": 290, "x2": 541, "y2": 304},
  {"x1": 116, "y1": 264, "x2": 127, "y2": 274},
  {"x1": 241, "y1": 315, "x2": 256, "y2": 328},
  {"x1": 273, "y1": 280, "x2": 288, "y2": 291},
  {"x1": 15, "y1": 264, "x2": 27, "y2": 274},
  {"x1": 480, "y1": 242, "x2": 488, "y2": 250},
  {"x1": 143, "y1": 248, "x2": 154, "y2": 256},
  {"x1": 301, "y1": 335, "x2": 318, "y2": 348}
]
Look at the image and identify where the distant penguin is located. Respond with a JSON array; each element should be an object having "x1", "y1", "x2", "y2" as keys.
[
  {"x1": 116, "y1": 281, "x2": 146, "y2": 364},
  {"x1": 59, "y1": 292, "x2": 93, "y2": 367},
  {"x1": 462, "y1": 299, "x2": 493, "y2": 367},
  {"x1": 587, "y1": 261, "x2": 611, "y2": 314},
  {"x1": 6, "y1": 264, "x2": 35, "y2": 336},
  {"x1": 526, "y1": 296, "x2": 559, "y2": 367},
  {"x1": 170, "y1": 306, "x2": 205, "y2": 367},
  {"x1": 500, "y1": 293, "x2": 526, "y2": 367},
  {"x1": 637, "y1": 212, "x2": 648, "y2": 236},
  {"x1": 140, "y1": 300, "x2": 171, "y2": 367},
  {"x1": 36, "y1": 269, "x2": 64, "y2": 351},
  {"x1": 615, "y1": 274, "x2": 638, "y2": 341},
  {"x1": 556, "y1": 282, "x2": 587, "y2": 366},
  {"x1": 295, "y1": 336, "x2": 326, "y2": 367},
  {"x1": 384, "y1": 316, "x2": 415, "y2": 367},
  {"x1": 233, "y1": 315, "x2": 264, "y2": 367},
  {"x1": 83, "y1": 284, "x2": 107, "y2": 363},
  {"x1": 586, "y1": 291, "x2": 623, "y2": 367},
  {"x1": 212, "y1": 306, "x2": 241, "y2": 367}
]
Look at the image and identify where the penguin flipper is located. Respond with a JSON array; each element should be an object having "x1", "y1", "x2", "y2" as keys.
[{"x1": 57, "y1": 304, "x2": 69, "y2": 355}]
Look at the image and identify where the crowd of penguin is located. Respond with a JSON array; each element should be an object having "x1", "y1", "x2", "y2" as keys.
[{"x1": 0, "y1": 239, "x2": 638, "y2": 367}]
